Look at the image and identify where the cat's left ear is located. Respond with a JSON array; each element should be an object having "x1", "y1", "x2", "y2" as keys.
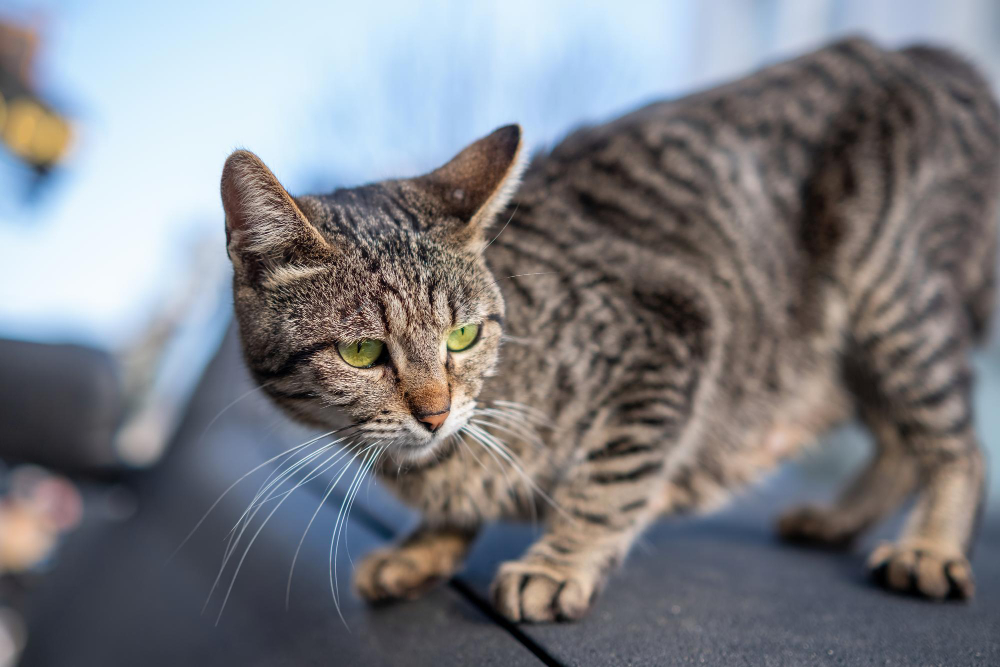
[
  {"x1": 415, "y1": 124, "x2": 525, "y2": 240},
  {"x1": 221, "y1": 149, "x2": 332, "y2": 283}
]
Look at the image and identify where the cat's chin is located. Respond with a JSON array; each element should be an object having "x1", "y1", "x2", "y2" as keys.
[
  {"x1": 383, "y1": 401, "x2": 475, "y2": 466},
  {"x1": 392, "y1": 442, "x2": 439, "y2": 466},
  {"x1": 388, "y1": 418, "x2": 470, "y2": 469}
]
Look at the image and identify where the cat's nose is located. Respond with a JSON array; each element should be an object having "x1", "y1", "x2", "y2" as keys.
[{"x1": 416, "y1": 409, "x2": 450, "y2": 432}]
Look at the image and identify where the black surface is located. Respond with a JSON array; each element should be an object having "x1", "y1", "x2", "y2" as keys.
[
  {"x1": 0, "y1": 338, "x2": 123, "y2": 471},
  {"x1": 19, "y1": 329, "x2": 537, "y2": 667},
  {"x1": 456, "y1": 496, "x2": 1000, "y2": 666},
  {"x1": 19, "y1": 328, "x2": 1000, "y2": 666}
]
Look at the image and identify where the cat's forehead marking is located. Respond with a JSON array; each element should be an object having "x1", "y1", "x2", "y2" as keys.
[{"x1": 299, "y1": 182, "x2": 501, "y2": 344}]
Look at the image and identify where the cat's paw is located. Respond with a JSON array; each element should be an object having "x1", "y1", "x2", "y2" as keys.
[
  {"x1": 490, "y1": 560, "x2": 599, "y2": 623},
  {"x1": 776, "y1": 505, "x2": 859, "y2": 549},
  {"x1": 868, "y1": 541, "x2": 974, "y2": 600},
  {"x1": 354, "y1": 547, "x2": 447, "y2": 603}
]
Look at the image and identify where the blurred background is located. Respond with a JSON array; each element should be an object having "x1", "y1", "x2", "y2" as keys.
[{"x1": 1, "y1": 1, "x2": 999, "y2": 665}]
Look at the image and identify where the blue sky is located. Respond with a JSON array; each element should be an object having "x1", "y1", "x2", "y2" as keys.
[{"x1": 1, "y1": 0, "x2": 997, "y2": 347}]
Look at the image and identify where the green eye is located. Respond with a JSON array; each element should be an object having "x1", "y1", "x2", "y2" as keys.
[
  {"x1": 447, "y1": 324, "x2": 480, "y2": 352},
  {"x1": 337, "y1": 339, "x2": 385, "y2": 368}
]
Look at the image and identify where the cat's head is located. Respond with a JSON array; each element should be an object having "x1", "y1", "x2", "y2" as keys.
[{"x1": 221, "y1": 126, "x2": 524, "y2": 465}]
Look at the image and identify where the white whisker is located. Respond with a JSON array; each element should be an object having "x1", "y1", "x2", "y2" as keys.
[
  {"x1": 462, "y1": 425, "x2": 519, "y2": 508},
  {"x1": 493, "y1": 400, "x2": 554, "y2": 426},
  {"x1": 472, "y1": 414, "x2": 542, "y2": 450},
  {"x1": 330, "y1": 444, "x2": 382, "y2": 626},
  {"x1": 284, "y1": 436, "x2": 373, "y2": 610},
  {"x1": 458, "y1": 431, "x2": 489, "y2": 472},
  {"x1": 239, "y1": 436, "x2": 366, "y2": 521},
  {"x1": 466, "y1": 422, "x2": 539, "y2": 524},
  {"x1": 196, "y1": 381, "x2": 274, "y2": 444},
  {"x1": 481, "y1": 202, "x2": 518, "y2": 252},
  {"x1": 208, "y1": 436, "x2": 364, "y2": 618},
  {"x1": 168, "y1": 429, "x2": 337, "y2": 565},
  {"x1": 465, "y1": 422, "x2": 573, "y2": 525},
  {"x1": 223, "y1": 439, "x2": 343, "y2": 550},
  {"x1": 212, "y1": 442, "x2": 355, "y2": 625}
]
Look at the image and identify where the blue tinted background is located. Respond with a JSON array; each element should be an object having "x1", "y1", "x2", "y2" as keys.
[
  {"x1": 1, "y1": 0, "x2": 999, "y2": 499},
  {"x1": 2, "y1": 0, "x2": 998, "y2": 346}
]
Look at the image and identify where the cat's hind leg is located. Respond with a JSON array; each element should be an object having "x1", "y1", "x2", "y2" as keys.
[
  {"x1": 777, "y1": 407, "x2": 918, "y2": 549},
  {"x1": 846, "y1": 273, "x2": 985, "y2": 599}
]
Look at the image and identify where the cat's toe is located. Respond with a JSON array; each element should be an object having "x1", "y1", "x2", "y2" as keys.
[
  {"x1": 777, "y1": 505, "x2": 857, "y2": 549},
  {"x1": 868, "y1": 541, "x2": 974, "y2": 600},
  {"x1": 490, "y1": 561, "x2": 595, "y2": 623},
  {"x1": 354, "y1": 548, "x2": 445, "y2": 603}
]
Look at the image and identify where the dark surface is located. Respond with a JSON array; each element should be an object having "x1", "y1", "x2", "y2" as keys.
[
  {"x1": 19, "y1": 329, "x2": 537, "y2": 667},
  {"x1": 20, "y1": 328, "x2": 1000, "y2": 666},
  {"x1": 0, "y1": 338, "x2": 123, "y2": 471},
  {"x1": 456, "y1": 501, "x2": 1000, "y2": 666}
]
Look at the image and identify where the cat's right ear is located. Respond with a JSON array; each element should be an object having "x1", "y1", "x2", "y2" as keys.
[
  {"x1": 413, "y1": 124, "x2": 525, "y2": 245},
  {"x1": 221, "y1": 150, "x2": 332, "y2": 282}
]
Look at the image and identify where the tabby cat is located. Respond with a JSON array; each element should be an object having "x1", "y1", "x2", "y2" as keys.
[{"x1": 220, "y1": 38, "x2": 999, "y2": 622}]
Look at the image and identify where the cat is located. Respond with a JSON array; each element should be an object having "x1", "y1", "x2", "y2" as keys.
[{"x1": 220, "y1": 37, "x2": 999, "y2": 622}]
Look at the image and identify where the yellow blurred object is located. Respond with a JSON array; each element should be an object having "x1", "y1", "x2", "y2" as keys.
[
  {"x1": 2, "y1": 97, "x2": 40, "y2": 158},
  {"x1": 28, "y1": 109, "x2": 70, "y2": 164},
  {"x1": 0, "y1": 19, "x2": 73, "y2": 169},
  {"x1": 0, "y1": 96, "x2": 71, "y2": 167}
]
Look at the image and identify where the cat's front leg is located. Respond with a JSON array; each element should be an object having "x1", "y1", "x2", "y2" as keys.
[
  {"x1": 355, "y1": 524, "x2": 477, "y2": 602},
  {"x1": 490, "y1": 535, "x2": 624, "y2": 623},
  {"x1": 491, "y1": 440, "x2": 665, "y2": 622}
]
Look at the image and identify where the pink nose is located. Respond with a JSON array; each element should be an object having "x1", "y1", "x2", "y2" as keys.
[{"x1": 417, "y1": 410, "x2": 449, "y2": 432}]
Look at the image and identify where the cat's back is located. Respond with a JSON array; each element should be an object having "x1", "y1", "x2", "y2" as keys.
[
  {"x1": 511, "y1": 37, "x2": 998, "y2": 317},
  {"x1": 543, "y1": 36, "x2": 998, "y2": 186},
  {"x1": 490, "y1": 37, "x2": 999, "y2": 422}
]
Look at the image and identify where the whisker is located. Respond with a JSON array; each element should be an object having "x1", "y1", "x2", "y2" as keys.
[
  {"x1": 167, "y1": 429, "x2": 337, "y2": 564},
  {"x1": 472, "y1": 414, "x2": 543, "y2": 450},
  {"x1": 329, "y1": 444, "x2": 382, "y2": 626},
  {"x1": 458, "y1": 431, "x2": 489, "y2": 472},
  {"x1": 238, "y1": 436, "x2": 366, "y2": 521},
  {"x1": 486, "y1": 404, "x2": 552, "y2": 434},
  {"x1": 212, "y1": 439, "x2": 380, "y2": 624},
  {"x1": 224, "y1": 423, "x2": 362, "y2": 547},
  {"x1": 212, "y1": 442, "x2": 358, "y2": 625},
  {"x1": 462, "y1": 425, "x2": 519, "y2": 507},
  {"x1": 465, "y1": 422, "x2": 573, "y2": 525},
  {"x1": 196, "y1": 381, "x2": 275, "y2": 445},
  {"x1": 224, "y1": 438, "x2": 345, "y2": 548},
  {"x1": 481, "y1": 202, "x2": 518, "y2": 252},
  {"x1": 466, "y1": 422, "x2": 539, "y2": 525},
  {"x1": 284, "y1": 436, "x2": 373, "y2": 609},
  {"x1": 493, "y1": 400, "x2": 554, "y2": 426},
  {"x1": 468, "y1": 270, "x2": 559, "y2": 303},
  {"x1": 339, "y1": 445, "x2": 382, "y2": 583},
  {"x1": 209, "y1": 437, "x2": 363, "y2": 615}
]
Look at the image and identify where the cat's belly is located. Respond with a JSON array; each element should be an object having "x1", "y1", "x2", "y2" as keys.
[
  {"x1": 660, "y1": 362, "x2": 853, "y2": 515},
  {"x1": 754, "y1": 370, "x2": 852, "y2": 465}
]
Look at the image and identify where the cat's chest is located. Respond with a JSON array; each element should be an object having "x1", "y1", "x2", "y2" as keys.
[{"x1": 381, "y1": 430, "x2": 558, "y2": 524}]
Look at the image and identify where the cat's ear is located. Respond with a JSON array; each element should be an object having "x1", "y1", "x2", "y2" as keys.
[
  {"x1": 221, "y1": 150, "x2": 331, "y2": 281},
  {"x1": 415, "y1": 124, "x2": 525, "y2": 236}
]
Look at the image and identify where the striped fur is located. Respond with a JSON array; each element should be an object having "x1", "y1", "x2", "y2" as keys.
[{"x1": 222, "y1": 38, "x2": 1000, "y2": 621}]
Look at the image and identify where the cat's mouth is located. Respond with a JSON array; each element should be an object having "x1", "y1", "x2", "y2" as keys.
[{"x1": 388, "y1": 401, "x2": 476, "y2": 465}]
